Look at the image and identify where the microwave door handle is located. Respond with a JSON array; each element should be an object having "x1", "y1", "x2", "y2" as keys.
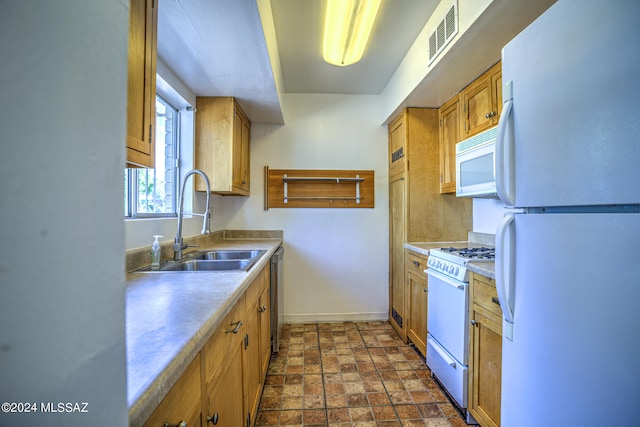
[{"x1": 496, "y1": 81, "x2": 515, "y2": 206}]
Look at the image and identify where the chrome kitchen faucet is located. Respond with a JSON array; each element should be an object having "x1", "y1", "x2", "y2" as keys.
[{"x1": 173, "y1": 169, "x2": 211, "y2": 261}]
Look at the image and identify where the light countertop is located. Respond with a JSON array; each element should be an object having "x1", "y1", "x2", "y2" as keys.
[{"x1": 126, "y1": 236, "x2": 282, "y2": 427}]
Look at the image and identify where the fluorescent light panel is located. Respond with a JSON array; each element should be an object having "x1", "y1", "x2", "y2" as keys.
[{"x1": 323, "y1": 0, "x2": 382, "y2": 66}]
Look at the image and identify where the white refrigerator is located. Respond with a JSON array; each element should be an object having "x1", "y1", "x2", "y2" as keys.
[{"x1": 495, "y1": 1, "x2": 640, "y2": 426}]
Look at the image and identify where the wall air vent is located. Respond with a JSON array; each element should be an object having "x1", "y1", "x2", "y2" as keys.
[{"x1": 428, "y1": 1, "x2": 458, "y2": 65}]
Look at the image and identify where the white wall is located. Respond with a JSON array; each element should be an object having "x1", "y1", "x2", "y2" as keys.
[
  {"x1": 379, "y1": 0, "x2": 492, "y2": 123},
  {"x1": 472, "y1": 198, "x2": 504, "y2": 234},
  {"x1": 216, "y1": 94, "x2": 389, "y2": 322},
  {"x1": 0, "y1": 1, "x2": 128, "y2": 425}
]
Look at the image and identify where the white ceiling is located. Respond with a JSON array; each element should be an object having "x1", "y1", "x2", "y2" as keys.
[
  {"x1": 269, "y1": 0, "x2": 439, "y2": 94},
  {"x1": 157, "y1": 0, "x2": 555, "y2": 124}
]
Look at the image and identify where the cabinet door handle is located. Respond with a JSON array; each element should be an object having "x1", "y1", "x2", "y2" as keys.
[
  {"x1": 471, "y1": 319, "x2": 479, "y2": 327},
  {"x1": 413, "y1": 260, "x2": 420, "y2": 267},
  {"x1": 207, "y1": 413, "x2": 219, "y2": 425},
  {"x1": 423, "y1": 288, "x2": 428, "y2": 293},
  {"x1": 491, "y1": 296, "x2": 501, "y2": 306},
  {"x1": 225, "y1": 320, "x2": 242, "y2": 334}
]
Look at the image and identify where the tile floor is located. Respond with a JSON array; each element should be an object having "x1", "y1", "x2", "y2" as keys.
[{"x1": 255, "y1": 321, "x2": 466, "y2": 426}]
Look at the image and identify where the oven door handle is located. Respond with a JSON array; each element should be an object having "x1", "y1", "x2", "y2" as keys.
[
  {"x1": 425, "y1": 269, "x2": 464, "y2": 290},
  {"x1": 429, "y1": 338, "x2": 457, "y2": 368}
]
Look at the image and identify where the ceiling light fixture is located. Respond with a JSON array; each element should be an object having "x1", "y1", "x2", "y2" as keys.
[{"x1": 323, "y1": 0, "x2": 382, "y2": 67}]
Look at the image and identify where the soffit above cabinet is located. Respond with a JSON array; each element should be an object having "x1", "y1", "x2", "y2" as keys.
[{"x1": 156, "y1": 0, "x2": 555, "y2": 126}]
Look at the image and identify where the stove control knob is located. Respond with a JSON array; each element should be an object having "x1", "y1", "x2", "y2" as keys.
[{"x1": 453, "y1": 267, "x2": 459, "y2": 276}]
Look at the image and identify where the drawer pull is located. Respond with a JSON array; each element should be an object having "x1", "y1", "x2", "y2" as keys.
[
  {"x1": 226, "y1": 320, "x2": 242, "y2": 334},
  {"x1": 413, "y1": 260, "x2": 420, "y2": 267},
  {"x1": 491, "y1": 296, "x2": 501, "y2": 306},
  {"x1": 164, "y1": 422, "x2": 187, "y2": 427},
  {"x1": 207, "y1": 413, "x2": 219, "y2": 425},
  {"x1": 430, "y1": 340, "x2": 456, "y2": 368}
]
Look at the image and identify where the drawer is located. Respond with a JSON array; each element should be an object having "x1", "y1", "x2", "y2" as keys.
[
  {"x1": 143, "y1": 353, "x2": 201, "y2": 427},
  {"x1": 472, "y1": 274, "x2": 502, "y2": 318},
  {"x1": 406, "y1": 250, "x2": 428, "y2": 276},
  {"x1": 246, "y1": 265, "x2": 268, "y2": 307},
  {"x1": 426, "y1": 335, "x2": 467, "y2": 408},
  {"x1": 202, "y1": 294, "x2": 246, "y2": 384}
]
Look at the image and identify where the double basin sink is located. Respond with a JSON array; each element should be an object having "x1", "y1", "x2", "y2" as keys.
[{"x1": 134, "y1": 249, "x2": 267, "y2": 273}]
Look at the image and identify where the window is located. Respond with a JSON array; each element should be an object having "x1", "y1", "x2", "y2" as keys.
[{"x1": 125, "y1": 96, "x2": 179, "y2": 217}]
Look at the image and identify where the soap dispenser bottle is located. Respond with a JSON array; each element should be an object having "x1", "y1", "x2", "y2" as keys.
[{"x1": 151, "y1": 235, "x2": 163, "y2": 269}]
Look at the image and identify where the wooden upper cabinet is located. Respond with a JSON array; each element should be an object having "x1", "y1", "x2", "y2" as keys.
[
  {"x1": 232, "y1": 110, "x2": 251, "y2": 194},
  {"x1": 461, "y1": 62, "x2": 502, "y2": 139},
  {"x1": 438, "y1": 94, "x2": 462, "y2": 194},
  {"x1": 388, "y1": 114, "x2": 406, "y2": 181},
  {"x1": 126, "y1": 0, "x2": 157, "y2": 168},
  {"x1": 491, "y1": 65, "x2": 503, "y2": 121},
  {"x1": 195, "y1": 97, "x2": 251, "y2": 196}
]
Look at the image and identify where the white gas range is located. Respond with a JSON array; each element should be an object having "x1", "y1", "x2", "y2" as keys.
[
  {"x1": 427, "y1": 246, "x2": 495, "y2": 281},
  {"x1": 425, "y1": 246, "x2": 494, "y2": 423}
]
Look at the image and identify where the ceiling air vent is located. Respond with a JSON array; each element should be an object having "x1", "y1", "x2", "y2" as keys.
[{"x1": 428, "y1": 1, "x2": 458, "y2": 65}]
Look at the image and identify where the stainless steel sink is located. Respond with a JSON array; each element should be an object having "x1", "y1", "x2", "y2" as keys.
[
  {"x1": 187, "y1": 249, "x2": 266, "y2": 261},
  {"x1": 163, "y1": 259, "x2": 251, "y2": 271},
  {"x1": 133, "y1": 249, "x2": 266, "y2": 273}
]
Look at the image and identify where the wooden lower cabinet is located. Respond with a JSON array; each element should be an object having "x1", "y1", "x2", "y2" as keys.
[
  {"x1": 143, "y1": 353, "x2": 202, "y2": 427},
  {"x1": 142, "y1": 263, "x2": 271, "y2": 427},
  {"x1": 201, "y1": 294, "x2": 246, "y2": 427},
  {"x1": 387, "y1": 108, "x2": 471, "y2": 342},
  {"x1": 468, "y1": 273, "x2": 502, "y2": 427},
  {"x1": 258, "y1": 283, "x2": 271, "y2": 378},
  {"x1": 204, "y1": 344, "x2": 244, "y2": 427},
  {"x1": 405, "y1": 250, "x2": 428, "y2": 356},
  {"x1": 244, "y1": 265, "x2": 271, "y2": 427},
  {"x1": 389, "y1": 175, "x2": 406, "y2": 340}
]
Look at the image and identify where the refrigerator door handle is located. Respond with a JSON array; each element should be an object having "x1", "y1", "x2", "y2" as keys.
[
  {"x1": 496, "y1": 212, "x2": 515, "y2": 341},
  {"x1": 496, "y1": 82, "x2": 515, "y2": 207}
]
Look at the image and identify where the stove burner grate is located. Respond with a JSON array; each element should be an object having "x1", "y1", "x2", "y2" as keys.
[{"x1": 438, "y1": 247, "x2": 495, "y2": 259}]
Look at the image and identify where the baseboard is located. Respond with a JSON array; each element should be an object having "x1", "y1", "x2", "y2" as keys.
[{"x1": 283, "y1": 312, "x2": 388, "y2": 324}]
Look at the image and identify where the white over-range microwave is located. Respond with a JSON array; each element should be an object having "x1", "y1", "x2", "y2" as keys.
[{"x1": 456, "y1": 126, "x2": 498, "y2": 198}]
